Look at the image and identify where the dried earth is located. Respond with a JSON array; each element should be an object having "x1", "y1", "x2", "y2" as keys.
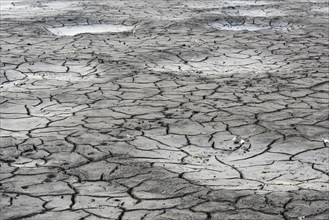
[{"x1": 0, "y1": 0, "x2": 328, "y2": 219}]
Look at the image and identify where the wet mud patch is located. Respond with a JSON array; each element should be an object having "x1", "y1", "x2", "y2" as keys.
[{"x1": 46, "y1": 23, "x2": 136, "y2": 36}]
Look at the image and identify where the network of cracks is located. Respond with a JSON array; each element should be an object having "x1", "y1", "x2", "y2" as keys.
[{"x1": 1, "y1": 0, "x2": 329, "y2": 220}]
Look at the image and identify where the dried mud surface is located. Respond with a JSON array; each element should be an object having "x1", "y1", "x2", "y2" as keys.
[{"x1": 0, "y1": 0, "x2": 329, "y2": 219}]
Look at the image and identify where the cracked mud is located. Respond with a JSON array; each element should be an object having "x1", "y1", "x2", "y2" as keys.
[{"x1": 0, "y1": 0, "x2": 328, "y2": 219}]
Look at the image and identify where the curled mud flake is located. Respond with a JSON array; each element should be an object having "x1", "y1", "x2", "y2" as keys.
[
  {"x1": 10, "y1": 157, "x2": 45, "y2": 167},
  {"x1": 232, "y1": 136, "x2": 247, "y2": 145}
]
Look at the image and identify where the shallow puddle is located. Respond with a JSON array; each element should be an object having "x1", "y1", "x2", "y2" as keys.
[{"x1": 46, "y1": 24, "x2": 135, "y2": 36}]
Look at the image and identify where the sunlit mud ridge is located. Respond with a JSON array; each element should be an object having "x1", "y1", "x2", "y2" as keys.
[{"x1": 0, "y1": 0, "x2": 328, "y2": 219}]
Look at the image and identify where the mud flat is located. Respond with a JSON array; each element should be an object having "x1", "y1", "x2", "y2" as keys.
[{"x1": 0, "y1": 0, "x2": 328, "y2": 219}]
